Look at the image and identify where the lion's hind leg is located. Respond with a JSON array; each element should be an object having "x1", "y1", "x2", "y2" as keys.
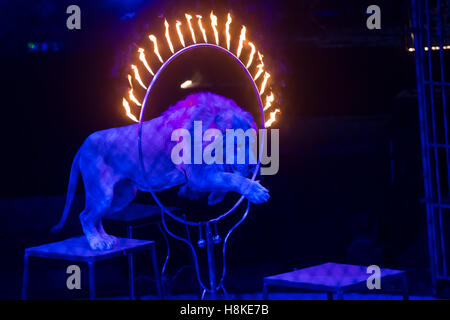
[
  {"x1": 80, "y1": 160, "x2": 120, "y2": 250},
  {"x1": 96, "y1": 179, "x2": 137, "y2": 243},
  {"x1": 80, "y1": 206, "x2": 115, "y2": 250}
]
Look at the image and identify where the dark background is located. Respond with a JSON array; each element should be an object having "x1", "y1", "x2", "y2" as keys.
[{"x1": 0, "y1": 0, "x2": 441, "y2": 298}]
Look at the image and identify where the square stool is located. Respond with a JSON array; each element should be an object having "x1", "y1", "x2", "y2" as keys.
[
  {"x1": 22, "y1": 236, "x2": 163, "y2": 300},
  {"x1": 263, "y1": 262, "x2": 408, "y2": 300}
]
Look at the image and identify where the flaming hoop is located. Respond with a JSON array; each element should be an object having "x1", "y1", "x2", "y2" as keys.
[
  {"x1": 122, "y1": 12, "x2": 279, "y2": 299},
  {"x1": 122, "y1": 11, "x2": 280, "y2": 128}
]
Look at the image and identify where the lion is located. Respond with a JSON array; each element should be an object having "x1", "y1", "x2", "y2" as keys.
[{"x1": 52, "y1": 92, "x2": 270, "y2": 250}]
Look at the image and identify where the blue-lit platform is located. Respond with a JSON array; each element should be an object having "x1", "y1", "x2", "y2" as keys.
[
  {"x1": 22, "y1": 236, "x2": 162, "y2": 300},
  {"x1": 263, "y1": 262, "x2": 408, "y2": 300}
]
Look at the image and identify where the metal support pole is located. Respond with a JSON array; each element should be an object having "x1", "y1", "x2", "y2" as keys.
[
  {"x1": 88, "y1": 261, "x2": 95, "y2": 300},
  {"x1": 262, "y1": 282, "x2": 269, "y2": 300},
  {"x1": 182, "y1": 214, "x2": 202, "y2": 300},
  {"x1": 402, "y1": 274, "x2": 409, "y2": 300},
  {"x1": 127, "y1": 226, "x2": 135, "y2": 300},
  {"x1": 336, "y1": 289, "x2": 344, "y2": 300},
  {"x1": 206, "y1": 222, "x2": 218, "y2": 299},
  {"x1": 411, "y1": 0, "x2": 438, "y2": 293},
  {"x1": 151, "y1": 244, "x2": 164, "y2": 299},
  {"x1": 21, "y1": 253, "x2": 29, "y2": 300}
]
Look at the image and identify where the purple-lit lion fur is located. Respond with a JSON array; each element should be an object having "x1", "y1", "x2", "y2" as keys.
[{"x1": 52, "y1": 92, "x2": 269, "y2": 250}]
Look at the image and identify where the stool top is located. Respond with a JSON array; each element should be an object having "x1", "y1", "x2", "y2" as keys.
[
  {"x1": 264, "y1": 262, "x2": 405, "y2": 291},
  {"x1": 25, "y1": 236, "x2": 154, "y2": 262},
  {"x1": 104, "y1": 203, "x2": 181, "y2": 223}
]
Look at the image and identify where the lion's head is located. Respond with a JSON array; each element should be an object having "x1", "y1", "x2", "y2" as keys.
[{"x1": 169, "y1": 92, "x2": 259, "y2": 204}]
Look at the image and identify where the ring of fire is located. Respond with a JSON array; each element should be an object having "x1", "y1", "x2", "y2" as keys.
[{"x1": 123, "y1": 11, "x2": 280, "y2": 128}]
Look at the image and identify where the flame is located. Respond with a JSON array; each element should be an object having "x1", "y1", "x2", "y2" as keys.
[
  {"x1": 263, "y1": 92, "x2": 274, "y2": 111},
  {"x1": 123, "y1": 98, "x2": 139, "y2": 123},
  {"x1": 164, "y1": 19, "x2": 175, "y2": 54},
  {"x1": 127, "y1": 74, "x2": 142, "y2": 106},
  {"x1": 210, "y1": 11, "x2": 219, "y2": 45},
  {"x1": 138, "y1": 48, "x2": 154, "y2": 76},
  {"x1": 265, "y1": 109, "x2": 280, "y2": 127},
  {"x1": 246, "y1": 42, "x2": 256, "y2": 68},
  {"x1": 253, "y1": 51, "x2": 264, "y2": 81},
  {"x1": 259, "y1": 72, "x2": 270, "y2": 95},
  {"x1": 131, "y1": 64, "x2": 148, "y2": 89},
  {"x1": 185, "y1": 14, "x2": 196, "y2": 43},
  {"x1": 129, "y1": 89, "x2": 142, "y2": 106},
  {"x1": 176, "y1": 21, "x2": 185, "y2": 47},
  {"x1": 148, "y1": 35, "x2": 164, "y2": 63},
  {"x1": 236, "y1": 25, "x2": 246, "y2": 58},
  {"x1": 225, "y1": 13, "x2": 232, "y2": 51},
  {"x1": 180, "y1": 80, "x2": 193, "y2": 88},
  {"x1": 196, "y1": 15, "x2": 207, "y2": 43}
]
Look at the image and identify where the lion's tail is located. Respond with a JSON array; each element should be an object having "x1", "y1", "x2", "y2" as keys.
[{"x1": 51, "y1": 150, "x2": 81, "y2": 234}]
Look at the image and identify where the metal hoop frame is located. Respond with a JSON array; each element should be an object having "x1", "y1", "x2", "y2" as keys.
[{"x1": 137, "y1": 43, "x2": 266, "y2": 225}]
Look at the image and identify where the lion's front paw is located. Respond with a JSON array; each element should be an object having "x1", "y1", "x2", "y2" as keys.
[{"x1": 244, "y1": 181, "x2": 270, "y2": 204}]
